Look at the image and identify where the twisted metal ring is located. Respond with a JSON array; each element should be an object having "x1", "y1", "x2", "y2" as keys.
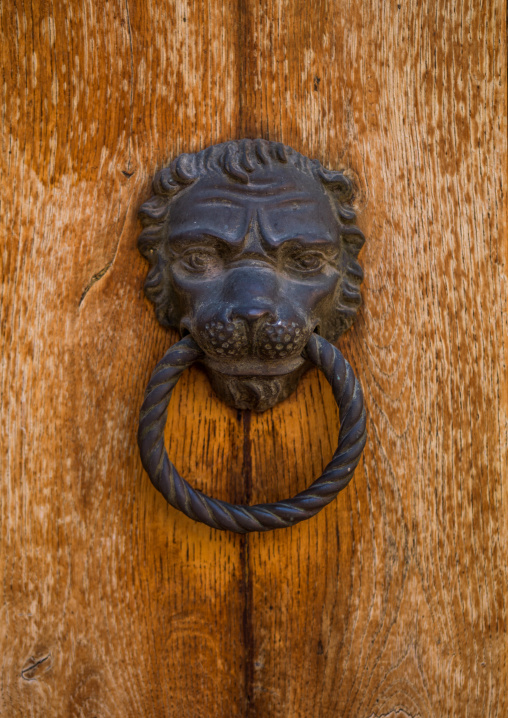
[{"x1": 138, "y1": 334, "x2": 367, "y2": 533}]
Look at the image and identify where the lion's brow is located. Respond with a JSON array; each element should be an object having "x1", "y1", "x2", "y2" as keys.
[
  {"x1": 191, "y1": 191, "x2": 318, "y2": 205},
  {"x1": 168, "y1": 229, "x2": 243, "y2": 244}
]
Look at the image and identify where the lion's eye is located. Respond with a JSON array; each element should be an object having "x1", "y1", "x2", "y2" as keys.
[
  {"x1": 181, "y1": 250, "x2": 219, "y2": 273},
  {"x1": 288, "y1": 252, "x2": 326, "y2": 272}
]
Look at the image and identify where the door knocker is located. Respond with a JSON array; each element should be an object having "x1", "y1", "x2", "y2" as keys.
[{"x1": 137, "y1": 139, "x2": 367, "y2": 533}]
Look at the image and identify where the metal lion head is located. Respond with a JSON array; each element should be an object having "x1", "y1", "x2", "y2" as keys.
[{"x1": 138, "y1": 139, "x2": 364, "y2": 411}]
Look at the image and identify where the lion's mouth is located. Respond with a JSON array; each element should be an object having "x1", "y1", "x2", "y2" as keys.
[
  {"x1": 182, "y1": 319, "x2": 320, "y2": 376},
  {"x1": 202, "y1": 354, "x2": 306, "y2": 376},
  {"x1": 185, "y1": 323, "x2": 319, "y2": 411}
]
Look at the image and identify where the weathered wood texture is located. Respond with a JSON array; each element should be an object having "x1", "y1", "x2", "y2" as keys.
[
  {"x1": 240, "y1": 1, "x2": 508, "y2": 716},
  {"x1": 0, "y1": 1, "x2": 506, "y2": 717},
  {"x1": 0, "y1": 2, "x2": 247, "y2": 716}
]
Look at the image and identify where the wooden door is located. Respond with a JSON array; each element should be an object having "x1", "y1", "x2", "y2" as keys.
[{"x1": 1, "y1": 1, "x2": 506, "y2": 716}]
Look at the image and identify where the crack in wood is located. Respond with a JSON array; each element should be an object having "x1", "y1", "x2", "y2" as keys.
[
  {"x1": 21, "y1": 654, "x2": 51, "y2": 681},
  {"x1": 79, "y1": 261, "x2": 113, "y2": 306}
]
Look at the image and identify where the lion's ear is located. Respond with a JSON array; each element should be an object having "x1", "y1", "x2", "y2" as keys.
[
  {"x1": 139, "y1": 239, "x2": 180, "y2": 330},
  {"x1": 335, "y1": 225, "x2": 365, "y2": 337},
  {"x1": 320, "y1": 224, "x2": 364, "y2": 342},
  {"x1": 314, "y1": 167, "x2": 365, "y2": 339},
  {"x1": 138, "y1": 197, "x2": 181, "y2": 330},
  {"x1": 143, "y1": 259, "x2": 180, "y2": 330}
]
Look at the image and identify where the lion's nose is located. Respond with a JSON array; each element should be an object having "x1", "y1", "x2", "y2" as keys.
[
  {"x1": 230, "y1": 305, "x2": 274, "y2": 323},
  {"x1": 224, "y1": 266, "x2": 279, "y2": 325}
]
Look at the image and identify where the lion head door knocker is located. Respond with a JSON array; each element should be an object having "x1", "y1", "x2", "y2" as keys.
[{"x1": 137, "y1": 139, "x2": 367, "y2": 533}]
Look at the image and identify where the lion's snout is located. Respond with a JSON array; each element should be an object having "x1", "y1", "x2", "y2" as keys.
[
  {"x1": 199, "y1": 319, "x2": 249, "y2": 358},
  {"x1": 187, "y1": 266, "x2": 314, "y2": 367},
  {"x1": 195, "y1": 316, "x2": 310, "y2": 362},
  {"x1": 256, "y1": 320, "x2": 306, "y2": 359}
]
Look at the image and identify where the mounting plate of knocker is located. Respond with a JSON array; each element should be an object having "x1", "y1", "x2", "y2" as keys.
[{"x1": 137, "y1": 139, "x2": 367, "y2": 533}]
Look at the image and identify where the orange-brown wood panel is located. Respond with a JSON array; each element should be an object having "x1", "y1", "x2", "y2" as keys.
[
  {"x1": 0, "y1": 1, "x2": 248, "y2": 716},
  {"x1": 1, "y1": 0, "x2": 506, "y2": 717},
  {"x1": 239, "y1": 0, "x2": 507, "y2": 716}
]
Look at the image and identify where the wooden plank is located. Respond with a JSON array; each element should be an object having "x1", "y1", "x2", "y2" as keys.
[
  {"x1": 1, "y1": 0, "x2": 506, "y2": 716},
  {"x1": 239, "y1": 0, "x2": 508, "y2": 716},
  {"x1": 0, "y1": 1, "x2": 248, "y2": 715}
]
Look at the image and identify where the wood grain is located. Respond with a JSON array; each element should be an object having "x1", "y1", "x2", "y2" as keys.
[
  {"x1": 240, "y1": 0, "x2": 508, "y2": 716},
  {"x1": 0, "y1": 0, "x2": 506, "y2": 716},
  {"x1": 0, "y1": 1, "x2": 247, "y2": 716}
]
